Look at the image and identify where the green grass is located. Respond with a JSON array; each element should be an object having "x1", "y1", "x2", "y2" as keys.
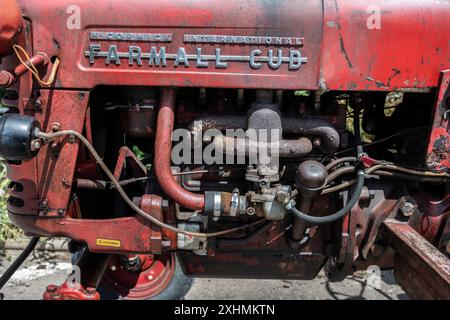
[{"x1": 0, "y1": 162, "x2": 22, "y2": 241}]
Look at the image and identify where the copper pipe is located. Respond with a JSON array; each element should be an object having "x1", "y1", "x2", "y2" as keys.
[{"x1": 154, "y1": 88, "x2": 205, "y2": 211}]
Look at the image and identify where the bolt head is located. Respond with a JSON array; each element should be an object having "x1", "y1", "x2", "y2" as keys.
[
  {"x1": 313, "y1": 138, "x2": 322, "y2": 146},
  {"x1": 400, "y1": 202, "x2": 415, "y2": 217},
  {"x1": 51, "y1": 122, "x2": 61, "y2": 132},
  {"x1": 246, "y1": 207, "x2": 256, "y2": 216},
  {"x1": 34, "y1": 99, "x2": 42, "y2": 108}
]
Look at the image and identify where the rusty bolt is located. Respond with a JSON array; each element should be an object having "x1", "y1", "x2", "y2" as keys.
[
  {"x1": 34, "y1": 99, "x2": 42, "y2": 108},
  {"x1": 51, "y1": 122, "x2": 61, "y2": 132},
  {"x1": 400, "y1": 202, "x2": 415, "y2": 217},
  {"x1": 57, "y1": 209, "x2": 65, "y2": 216},
  {"x1": 40, "y1": 198, "x2": 49, "y2": 208},
  {"x1": 32, "y1": 140, "x2": 41, "y2": 150}
]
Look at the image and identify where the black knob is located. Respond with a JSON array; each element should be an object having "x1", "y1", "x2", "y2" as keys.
[{"x1": 0, "y1": 113, "x2": 40, "y2": 161}]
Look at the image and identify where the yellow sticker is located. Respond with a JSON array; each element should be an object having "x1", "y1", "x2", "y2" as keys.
[{"x1": 96, "y1": 238, "x2": 121, "y2": 248}]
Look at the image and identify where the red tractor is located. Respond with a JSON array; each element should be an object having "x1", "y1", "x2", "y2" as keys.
[{"x1": 0, "y1": 0, "x2": 449, "y2": 300}]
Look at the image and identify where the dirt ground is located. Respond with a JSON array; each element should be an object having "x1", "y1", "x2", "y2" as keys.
[{"x1": 0, "y1": 248, "x2": 408, "y2": 300}]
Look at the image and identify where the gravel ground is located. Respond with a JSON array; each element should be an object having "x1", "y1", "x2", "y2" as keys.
[{"x1": 0, "y1": 249, "x2": 408, "y2": 300}]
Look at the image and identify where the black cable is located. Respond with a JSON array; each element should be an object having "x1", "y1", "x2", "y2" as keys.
[
  {"x1": 321, "y1": 126, "x2": 429, "y2": 164},
  {"x1": 0, "y1": 237, "x2": 40, "y2": 297}
]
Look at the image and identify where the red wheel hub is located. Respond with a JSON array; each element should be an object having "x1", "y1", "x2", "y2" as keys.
[{"x1": 100, "y1": 253, "x2": 175, "y2": 300}]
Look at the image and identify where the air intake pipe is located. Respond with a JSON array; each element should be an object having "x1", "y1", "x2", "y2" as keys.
[{"x1": 154, "y1": 88, "x2": 206, "y2": 211}]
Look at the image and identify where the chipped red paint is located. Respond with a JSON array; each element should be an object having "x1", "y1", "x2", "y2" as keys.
[
  {"x1": 426, "y1": 70, "x2": 450, "y2": 172},
  {"x1": 43, "y1": 283, "x2": 100, "y2": 300},
  {"x1": 383, "y1": 221, "x2": 450, "y2": 300},
  {"x1": 11, "y1": 0, "x2": 449, "y2": 91},
  {"x1": 321, "y1": 0, "x2": 449, "y2": 91},
  {"x1": 7, "y1": 90, "x2": 90, "y2": 217},
  {"x1": 0, "y1": 0, "x2": 448, "y2": 299},
  {"x1": 8, "y1": 192, "x2": 167, "y2": 254}
]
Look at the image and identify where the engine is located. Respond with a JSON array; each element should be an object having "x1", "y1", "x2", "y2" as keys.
[{"x1": 0, "y1": 0, "x2": 449, "y2": 300}]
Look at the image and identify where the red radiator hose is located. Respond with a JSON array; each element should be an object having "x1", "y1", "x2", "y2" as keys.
[{"x1": 154, "y1": 88, "x2": 205, "y2": 211}]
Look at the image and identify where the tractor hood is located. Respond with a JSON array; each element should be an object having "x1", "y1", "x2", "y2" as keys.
[{"x1": 16, "y1": 0, "x2": 450, "y2": 91}]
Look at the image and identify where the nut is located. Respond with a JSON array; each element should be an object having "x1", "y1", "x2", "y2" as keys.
[
  {"x1": 246, "y1": 207, "x2": 256, "y2": 216},
  {"x1": 34, "y1": 99, "x2": 42, "y2": 108},
  {"x1": 51, "y1": 122, "x2": 61, "y2": 132},
  {"x1": 313, "y1": 138, "x2": 322, "y2": 147},
  {"x1": 400, "y1": 202, "x2": 415, "y2": 217},
  {"x1": 33, "y1": 140, "x2": 41, "y2": 150}
]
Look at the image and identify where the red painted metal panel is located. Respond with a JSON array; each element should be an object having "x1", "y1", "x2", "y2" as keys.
[
  {"x1": 15, "y1": 0, "x2": 450, "y2": 91},
  {"x1": 7, "y1": 90, "x2": 89, "y2": 217},
  {"x1": 17, "y1": 0, "x2": 322, "y2": 90},
  {"x1": 321, "y1": 0, "x2": 450, "y2": 91}
]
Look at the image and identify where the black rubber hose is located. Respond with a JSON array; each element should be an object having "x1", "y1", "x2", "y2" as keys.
[
  {"x1": 0, "y1": 237, "x2": 40, "y2": 292},
  {"x1": 288, "y1": 106, "x2": 365, "y2": 224},
  {"x1": 289, "y1": 170, "x2": 364, "y2": 224}
]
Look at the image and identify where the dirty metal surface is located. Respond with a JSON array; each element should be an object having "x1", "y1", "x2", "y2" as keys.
[
  {"x1": 15, "y1": 0, "x2": 450, "y2": 91},
  {"x1": 383, "y1": 220, "x2": 450, "y2": 300},
  {"x1": 426, "y1": 70, "x2": 450, "y2": 172}
]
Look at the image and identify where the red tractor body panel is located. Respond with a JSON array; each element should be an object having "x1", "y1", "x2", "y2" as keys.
[
  {"x1": 1, "y1": 0, "x2": 449, "y2": 300},
  {"x1": 17, "y1": 0, "x2": 449, "y2": 91}
]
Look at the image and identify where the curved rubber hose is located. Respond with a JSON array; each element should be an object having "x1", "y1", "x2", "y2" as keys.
[
  {"x1": 288, "y1": 107, "x2": 365, "y2": 224},
  {"x1": 289, "y1": 170, "x2": 364, "y2": 224},
  {"x1": 0, "y1": 237, "x2": 40, "y2": 291}
]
